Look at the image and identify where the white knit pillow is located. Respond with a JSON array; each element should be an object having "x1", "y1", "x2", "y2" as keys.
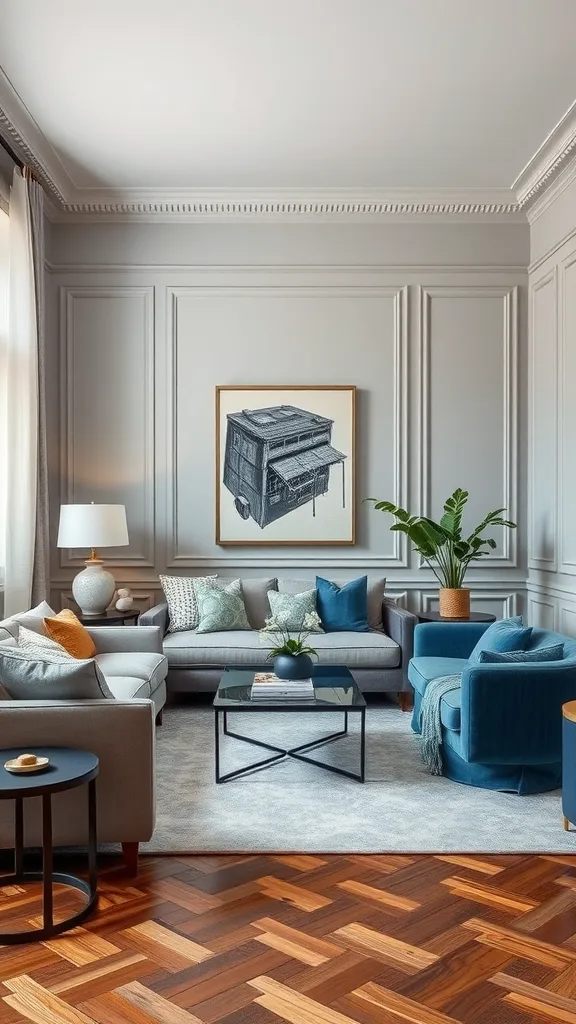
[
  {"x1": 17, "y1": 625, "x2": 74, "y2": 660},
  {"x1": 159, "y1": 574, "x2": 218, "y2": 633}
]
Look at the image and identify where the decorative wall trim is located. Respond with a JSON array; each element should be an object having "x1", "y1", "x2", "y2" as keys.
[
  {"x1": 559, "y1": 251, "x2": 576, "y2": 575},
  {"x1": 528, "y1": 267, "x2": 558, "y2": 572},
  {"x1": 419, "y1": 589, "x2": 520, "y2": 617},
  {"x1": 165, "y1": 280, "x2": 409, "y2": 570},
  {"x1": 526, "y1": 591, "x2": 557, "y2": 630},
  {"x1": 58, "y1": 285, "x2": 156, "y2": 568},
  {"x1": 46, "y1": 261, "x2": 529, "y2": 276},
  {"x1": 51, "y1": 190, "x2": 523, "y2": 222},
  {"x1": 514, "y1": 100, "x2": 576, "y2": 215},
  {"x1": 418, "y1": 285, "x2": 518, "y2": 568},
  {"x1": 0, "y1": 71, "x2": 70, "y2": 203}
]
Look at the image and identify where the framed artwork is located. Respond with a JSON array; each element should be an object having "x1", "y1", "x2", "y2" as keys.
[{"x1": 216, "y1": 385, "x2": 356, "y2": 546}]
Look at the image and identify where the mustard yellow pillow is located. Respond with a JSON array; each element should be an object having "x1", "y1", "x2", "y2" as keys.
[{"x1": 44, "y1": 609, "x2": 97, "y2": 660}]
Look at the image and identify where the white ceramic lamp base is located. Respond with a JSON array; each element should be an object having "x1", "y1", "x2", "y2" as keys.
[{"x1": 72, "y1": 560, "x2": 116, "y2": 616}]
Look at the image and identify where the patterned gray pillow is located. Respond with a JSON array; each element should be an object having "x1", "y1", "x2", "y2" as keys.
[
  {"x1": 160, "y1": 574, "x2": 218, "y2": 632},
  {"x1": 196, "y1": 579, "x2": 251, "y2": 633},
  {"x1": 267, "y1": 589, "x2": 324, "y2": 632}
]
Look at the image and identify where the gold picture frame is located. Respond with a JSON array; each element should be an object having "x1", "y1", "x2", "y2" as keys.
[{"x1": 216, "y1": 385, "x2": 356, "y2": 546}]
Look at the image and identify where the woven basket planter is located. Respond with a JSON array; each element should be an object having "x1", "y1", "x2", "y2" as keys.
[{"x1": 439, "y1": 587, "x2": 471, "y2": 619}]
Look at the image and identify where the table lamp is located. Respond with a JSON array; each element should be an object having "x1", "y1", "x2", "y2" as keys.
[{"x1": 57, "y1": 504, "x2": 129, "y2": 616}]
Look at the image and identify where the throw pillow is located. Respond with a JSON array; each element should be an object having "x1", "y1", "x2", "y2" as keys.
[
  {"x1": 0, "y1": 600, "x2": 55, "y2": 639},
  {"x1": 195, "y1": 579, "x2": 251, "y2": 633},
  {"x1": 18, "y1": 625, "x2": 73, "y2": 659},
  {"x1": 267, "y1": 589, "x2": 324, "y2": 632},
  {"x1": 278, "y1": 577, "x2": 386, "y2": 630},
  {"x1": 0, "y1": 646, "x2": 113, "y2": 699},
  {"x1": 160, "y1": 574, "x2": 218, "y2": 632},
  {"x1": 468, "y1": 616, "x2": 533, "y2": 665},
  {"x1": 316, "y1": 575, "x2": 369, "y2": 632},
  {"x1": 44, "y1": 609, "x2": 97, "y2": 659},
  {"x1": 478, "y1": 644, "x2": 564, "y2": 664}
]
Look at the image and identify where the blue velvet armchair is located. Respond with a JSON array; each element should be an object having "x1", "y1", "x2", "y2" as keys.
[{"x1": 409, "y1": 621, "x2": 576, "y2": 793}]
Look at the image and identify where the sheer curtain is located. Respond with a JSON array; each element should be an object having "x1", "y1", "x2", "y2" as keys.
[{"x1": 0, "y1": 168, "x2": 48, "y2": 616}]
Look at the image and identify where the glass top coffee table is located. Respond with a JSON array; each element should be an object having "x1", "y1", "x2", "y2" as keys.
[{"x1": 213, "y1": 666, "x2": 366, "y2": 783}]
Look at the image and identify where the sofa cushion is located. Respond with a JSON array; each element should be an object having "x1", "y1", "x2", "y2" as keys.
[
  {"x1": 0, "y1": 647, "x2": 113, "y2": 700},
  {"x1": 478, "y1": 644, "x2": 565, "y2": 664},
  {"x1": 163, "y1": 628, "x2": 400, "y2": 669},
  {"x1": 105, "y1": 675, "x2": 152, "y2": 700},
  {"x1": 44, "y1": 609, "x2": 97, "y2": 659},
  {"x1": 267, "y1": 589, "x2": 323, "y2": 632},
  {"x1": 440, "y1": 688, "x2": 462, "y2": 732},
  {"x1": 241, "y1": 578, "x2": 277, "y2": 629},
  {"x1": 409, "y1": 656, "x2": 469, "y2": 695},
  {"x1": 468, "y1": 616, "x2": 532, "y2": 665},
  {"x1": 95, "y1": 652, "x2": 167, "y2": 692},
  {"x1": 196, "y1": 579, "x2": 251, "y2": 633},
  {"x1": 316, "y1": 575, "x2": 369, "y2": 632},
  {"x1": 0, "y1": 601, "x2": 55, "y2": 640},
  {"x1": 160, "y1": 574, "x2": 218, "y2": 632},
  {"x1": 278, "y1": 577, "x2": 386, "y2": 631}
]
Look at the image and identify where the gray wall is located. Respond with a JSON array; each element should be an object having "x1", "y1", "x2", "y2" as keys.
[
  {"x1": 46, "y1": 219, "x2": 529, "y2": 617},
  {"x1": 528, "y1": 177, "x2": 576, "y2": 634}
]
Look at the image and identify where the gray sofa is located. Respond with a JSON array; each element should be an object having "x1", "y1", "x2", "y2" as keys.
[
  {"x1": 140, "y1": 576, "x2": 417, "y2": 701},
  {"x1": 0, "y1": 605, "x2": 168, "y2": 873}
]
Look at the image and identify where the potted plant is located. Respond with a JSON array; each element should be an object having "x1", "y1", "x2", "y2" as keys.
[
  {"x1": 260, "y1": 612, "x2": 321, "y2": 679},
  {"x1": 366, "y1": 488, "x2": 517, "y2": 618}
]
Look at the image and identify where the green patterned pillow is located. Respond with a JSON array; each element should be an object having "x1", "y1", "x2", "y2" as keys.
[
  {"x1": 267, "y1": 589, "x2": 323, "y2": 632},
  {"x1": 195, "y1": 579, "x2": 251, "y2": 633}
]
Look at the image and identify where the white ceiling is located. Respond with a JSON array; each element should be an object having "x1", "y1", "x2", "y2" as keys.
[{"x1": 0, "y1": 0, "x2": 576, "y2": 196}]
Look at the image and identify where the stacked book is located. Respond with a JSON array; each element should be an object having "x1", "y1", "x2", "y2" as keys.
[{"x1": 251, "y1": 672, "x2": 315, "y2": 701}]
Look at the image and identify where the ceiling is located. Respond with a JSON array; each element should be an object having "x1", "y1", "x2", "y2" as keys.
[{"x1": 0, "y1": 0, "x2": 575, "y2": 208}]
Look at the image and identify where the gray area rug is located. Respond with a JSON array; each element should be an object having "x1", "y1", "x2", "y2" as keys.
[{"x1": 144, "y1": 703, "x2": 574, "y2": 854}]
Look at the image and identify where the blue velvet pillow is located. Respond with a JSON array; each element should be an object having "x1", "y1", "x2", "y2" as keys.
[
  {"x1": 316, "y1": 575, "x2": 369, "y2": 632},
  {"x1": 468, "y1": 616, "x2": 532, "y2": 665},
  {"x1": 478, "y1": 644, "x2": 564, "y2": 664}
]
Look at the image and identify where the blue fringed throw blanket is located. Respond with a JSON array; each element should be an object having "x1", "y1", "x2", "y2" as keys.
[{"x1": 418, "y1": 674, "x2": 462, "y2": 775}]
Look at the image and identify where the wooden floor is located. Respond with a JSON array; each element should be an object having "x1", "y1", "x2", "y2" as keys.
[{"x1": 3, "y1": 853, "x2": 576, "y2": 1023}]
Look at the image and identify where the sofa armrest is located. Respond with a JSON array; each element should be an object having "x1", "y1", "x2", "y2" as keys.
[
  {"x1": 85, "y1": 625, "x2": 163, "y2": 654},
  {"x1": 461, "y1": 661, "x2": 576, "y2": 764},
  {"x1": 139, "y1": 602, "x2": 168, "y2": 635},
  {"x1": 414, "y1": 621, "x2": 491, "y2": 659},
  {"x1": 0, "y1": 699, "x2": 155, "y2": 845},
  {"x1": 382, "y1": 601, "x2": 417, "y2": 676}
]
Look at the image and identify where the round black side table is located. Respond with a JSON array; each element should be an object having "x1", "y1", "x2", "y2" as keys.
[
  {"x1": 68, "y1": 605, "x2": 139, "y2": 627},
  {"x1": 0, "y1": 747, "x2": 99, "y2": 943},
  {"x1": 417, "y1": 611, "x2": 497, "y2": 624}
]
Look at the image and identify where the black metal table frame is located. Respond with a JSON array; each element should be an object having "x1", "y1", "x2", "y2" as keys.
[
  {"x1": 215, "y1": 707, "x2": 366, "y2": 783},
  {"x1": 0, "y1": 771, "x2": 98, "y2": 944}
]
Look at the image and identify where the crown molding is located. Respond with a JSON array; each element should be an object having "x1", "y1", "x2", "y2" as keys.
[
  {"x1": 514, "y1": 99, "x2": 576, "y2": 220},
  {"x1": 0, "y1": 67, "x2": 73, "y2": 204},
  {"x1": 46, "y1": 186, "x2": 523, "y2": 222}
]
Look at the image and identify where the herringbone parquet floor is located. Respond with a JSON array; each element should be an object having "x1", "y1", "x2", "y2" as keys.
[{"x1": 3, "y1": 852, "x2": 576, "y2": 1023}]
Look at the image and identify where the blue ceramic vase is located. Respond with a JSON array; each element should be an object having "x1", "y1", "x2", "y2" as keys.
[{"x1": 273, "y1": 653, "x2": 314, "y2": 680}]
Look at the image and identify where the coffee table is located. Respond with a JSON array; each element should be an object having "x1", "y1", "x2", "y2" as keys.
[{"x1": 213, "y1": 666, "x2": 366, "y2": 783}]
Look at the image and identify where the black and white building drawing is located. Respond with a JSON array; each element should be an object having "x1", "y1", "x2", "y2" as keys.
[
  {"x1": 223, "y1": 405, "x2": 346, "y2": 529},
  {"x1": 216, "y1": 386, "x2": 356, "y2": 546}
]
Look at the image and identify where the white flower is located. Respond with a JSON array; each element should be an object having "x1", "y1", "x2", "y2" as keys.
[{"x1": 302, "y1": 611, "x2": 322, "y2": 631}]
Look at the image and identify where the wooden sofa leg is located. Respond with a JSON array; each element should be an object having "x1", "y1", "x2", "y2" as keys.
[
  {"x1": 122, "y1": 842, "x2": 139, "y2": 876},
  {"x1": 155, "y1": 709, "x2": 163, "y2": 726},
  {"x1": 399, "y1": 692, "x2": 413, "y2": 713}
]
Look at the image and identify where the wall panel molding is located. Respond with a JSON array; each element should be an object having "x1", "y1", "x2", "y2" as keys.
[
  {"x1": 165, "y1": 279, "x2": 408, "y2": 570},
  {"x1": 559, "y1": 252, "x2": 576, "y2": 574},
  {"x1": 418, "y1": 284, "x2": 518, "y2": 567},
  {"x1": 528, "y1": 267, "x2": 558, "y2": 572},
  {"x1": 58, "y1": 285, "x2": 156, "y2": 568},
  {"x1": 419, "y1": 589, "x2": 520, "y2": 617}
]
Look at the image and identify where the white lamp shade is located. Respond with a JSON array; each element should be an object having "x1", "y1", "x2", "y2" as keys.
[{"x1": 57, "y1": 504, "x2": 129, "y2": 549}]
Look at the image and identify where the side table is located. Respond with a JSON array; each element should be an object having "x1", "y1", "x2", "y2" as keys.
[
  {"x1": 0, "y1": 747, "x2": 99, "y2": 943},
  {"x1": 67, "y1": 605, "x2": 140, "y2": 627},
  {"x1": 416, "y1": 611, "x2": 497, "y2": 625},
  {"x1": 563, "y1": 702, "x2": 576, "y2": 832}
]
